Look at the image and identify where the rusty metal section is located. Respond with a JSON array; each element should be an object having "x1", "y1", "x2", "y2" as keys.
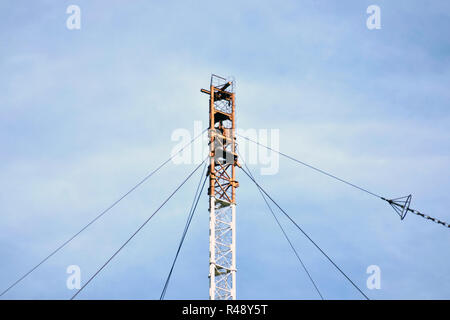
[{"x1": 202, "y1": 74, "x2": 238, "y2": 205}]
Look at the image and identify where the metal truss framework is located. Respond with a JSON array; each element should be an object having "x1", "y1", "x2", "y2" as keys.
[{"x1": 201, "y1": 74, "x2": 239, "y2": 300}]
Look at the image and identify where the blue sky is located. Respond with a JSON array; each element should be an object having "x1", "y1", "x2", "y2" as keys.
[{"x1": 0, "y1": 0, "x2": 449, "y2": 299}]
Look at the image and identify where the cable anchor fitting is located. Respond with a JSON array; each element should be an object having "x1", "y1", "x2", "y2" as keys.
[{"x1": 381, "y1": 194, "x2": 412, "y2": 220}]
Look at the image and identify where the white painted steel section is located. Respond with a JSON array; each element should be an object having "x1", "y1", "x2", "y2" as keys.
[
  {"x1": 231, "y1": 203, "x2": 236, "y2": 299},
  {"x1": 209, "y1": 196, "x2": 216, "y2": 300}
]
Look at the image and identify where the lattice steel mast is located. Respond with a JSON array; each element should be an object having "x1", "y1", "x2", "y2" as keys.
[{"x1": 201, "y1": 74, "x2": 239, "y2": 300}]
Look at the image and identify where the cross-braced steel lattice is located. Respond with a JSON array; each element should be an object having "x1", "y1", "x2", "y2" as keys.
[{"x1": 201, "y1": 74, "x2": 239, "y2": 300}]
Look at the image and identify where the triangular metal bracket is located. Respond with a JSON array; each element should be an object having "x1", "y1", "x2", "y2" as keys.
[{"x1": 381, "y1": 195, "x2": 412, "y2": 220}]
